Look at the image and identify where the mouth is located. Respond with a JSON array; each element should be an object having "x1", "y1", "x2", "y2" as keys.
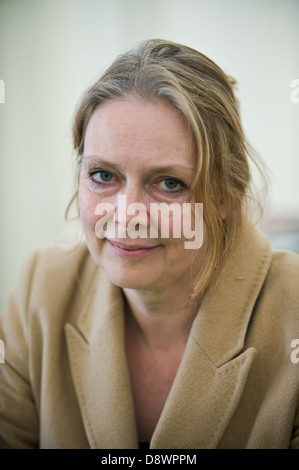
[{"x1": 106, "y1": 239, "x2": 161, "y2": 258}]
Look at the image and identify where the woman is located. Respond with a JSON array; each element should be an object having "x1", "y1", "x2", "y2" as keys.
[{"x1": 0, "y1": 39, "x2": 299, "y2": 449}]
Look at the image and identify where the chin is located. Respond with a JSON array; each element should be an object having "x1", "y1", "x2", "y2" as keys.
[
  {"x1": 104, "y1": 268, "x2": 159, "y2": 291},
  {"x1": 93, "y1": 239, "x2": 164, "y2": 291}
]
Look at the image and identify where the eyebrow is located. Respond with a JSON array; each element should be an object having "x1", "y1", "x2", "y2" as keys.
[{"x1": 81, "y1": 156, "x2": 196, "y2": 174}]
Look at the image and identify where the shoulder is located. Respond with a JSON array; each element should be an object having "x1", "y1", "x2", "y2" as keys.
[
  {"x1": 30, "y1": 241, "x2": 94, "y2": 274},
  {"x1": 267, "y1": 249, "x2": 299, "y2": 293},
  {"x1": 271, "y1": 248, "x2": 299, "y2": 269},
  {"x1": 21, "y1": 241, "x2": 96, "y2": 284},
  {"x1": 260, "y1": 249, "x2": 299, "y2": 327},
  {"x1": 12, "y1": 242, "x2": 99, "y2": 317}
]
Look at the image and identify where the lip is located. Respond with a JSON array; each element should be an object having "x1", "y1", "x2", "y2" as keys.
[{"x1": 107, "y1": 239, "x2": 161, "y2": 258}]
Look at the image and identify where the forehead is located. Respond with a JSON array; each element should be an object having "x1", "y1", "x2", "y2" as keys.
[{"x1": 83, "y1": 97, "x2": 196, "y2": 168}]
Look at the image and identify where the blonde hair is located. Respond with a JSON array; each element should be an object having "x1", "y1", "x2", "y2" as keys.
[{"x1": 71, "y1": 39, "x2": 267, "y2": 298}]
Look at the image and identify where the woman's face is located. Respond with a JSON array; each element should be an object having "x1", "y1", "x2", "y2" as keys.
[{"x1": 78, "y1": 97, "x2": 207, "y2": 294}]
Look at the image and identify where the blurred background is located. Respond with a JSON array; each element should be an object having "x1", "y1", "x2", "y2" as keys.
[{"x1": 0, "y1": 0, "x2": 298, "y2": 311}]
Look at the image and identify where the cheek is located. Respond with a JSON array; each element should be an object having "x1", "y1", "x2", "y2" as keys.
[
  {"x1": 167, "y1": 241, "x2": 195, "y2": 263},
  {"x1": 155, "y1": 201, "x2": 201, "y2": 239},
  {"x1": 78, "y1": 186, "x2": 99, "y2": 230},
  {"x1": 150, "y1": 208, "x2": 186, "y2": 240},
  {"x1": 164, "y1": 219, "x2": 207, "y2": 270}
]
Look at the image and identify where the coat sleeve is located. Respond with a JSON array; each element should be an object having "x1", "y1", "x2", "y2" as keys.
[{"x1": 0, "y1": 251, "x2": 40, "y2": 449}]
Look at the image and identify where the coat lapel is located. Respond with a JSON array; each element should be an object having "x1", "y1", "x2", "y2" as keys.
[
  {"x1": 65, "y1": 269, "x2": 138, "y2": 449},
  {"x1": 151, "y1": 339, "x2": 257, "y2": 448}
]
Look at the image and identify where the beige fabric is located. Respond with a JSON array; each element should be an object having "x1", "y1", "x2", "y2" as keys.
[{"x1": 1, "y1": 220, "x2": 299, "y2": 449}]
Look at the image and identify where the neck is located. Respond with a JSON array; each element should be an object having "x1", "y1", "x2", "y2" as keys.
[{"x1": 123, "y1": 284, "x2": 201, "y2": 351}]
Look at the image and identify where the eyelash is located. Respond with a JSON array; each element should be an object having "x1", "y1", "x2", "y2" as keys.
[
  {"x1": 88, "y1": 169, "x2": 188, "y2": 193},
  {"x1": 90, "y1": 169, "x2": 114, "y2": 183},
  {"x1": 156, "y1": 177, "x2": 188, "y2": 193}
]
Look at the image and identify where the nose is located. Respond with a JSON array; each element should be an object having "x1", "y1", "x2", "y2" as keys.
[{"x1": 114, "y1": 182, "x2": 150, "y2": 232}]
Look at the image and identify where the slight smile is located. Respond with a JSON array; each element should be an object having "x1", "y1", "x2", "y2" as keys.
[{"x1": 107, "y1": 239, "x2": 161, "y2": 258}]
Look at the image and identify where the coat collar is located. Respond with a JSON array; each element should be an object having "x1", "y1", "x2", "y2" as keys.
[
  {"x1": 65, "y1": 219, "x2": 273, "y2": 448},
  {"x1": 192, "y1": 219, "x2": 273, "y2": 366}
]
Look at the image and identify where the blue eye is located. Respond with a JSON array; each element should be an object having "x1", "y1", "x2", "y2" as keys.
[
  {"x1": 90, "y1": 170, "x2": 114, "y2": 183},
  {"x1": 159, "y1": 178, "x2": 184, "y2": 191}
]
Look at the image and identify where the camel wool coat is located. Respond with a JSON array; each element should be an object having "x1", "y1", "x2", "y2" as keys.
[{"x1": 0, "y1": 220, "x2": 299, "y2": 449}]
